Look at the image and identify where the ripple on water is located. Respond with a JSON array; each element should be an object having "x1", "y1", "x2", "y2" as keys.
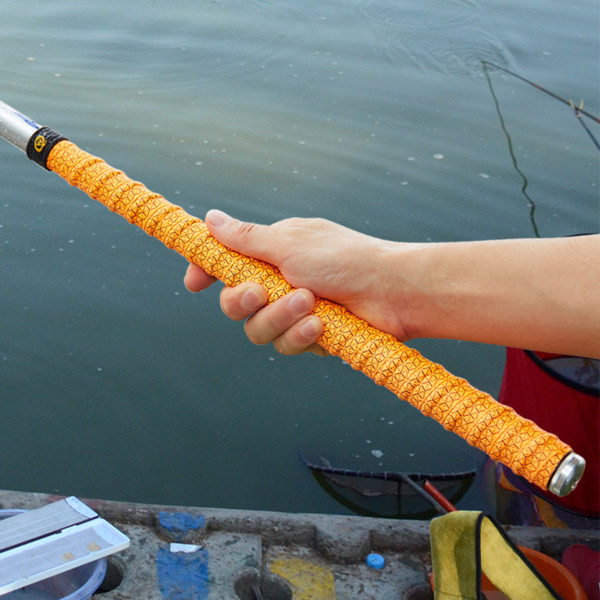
[{"x1": 359, "y1": 0, "x2": 510, "y2": 77}]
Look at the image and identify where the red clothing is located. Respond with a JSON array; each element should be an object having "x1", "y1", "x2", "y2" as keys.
[{"x1": 498, "y1": 348, "x2": 599, "y2": 517}]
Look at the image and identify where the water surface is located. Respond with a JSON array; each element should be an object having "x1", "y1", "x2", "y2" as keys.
[{"x1": 0, "y1": 0, "x2": 598, "y2": 515}]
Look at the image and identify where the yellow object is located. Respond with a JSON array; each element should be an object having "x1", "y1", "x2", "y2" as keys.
[
  {"x1": 270, "y1": 557, "x2": 336, "y2": 599},
  {"x1": 430, "y1": 511, "x2": 564, "y2": 600},
  {"x1": 46, "y1": 140, "x2": 572, "y2": 491}
]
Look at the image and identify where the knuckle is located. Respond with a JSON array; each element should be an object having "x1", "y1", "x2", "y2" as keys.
[
  {"x1": 244, "y1": 319, "x2": 272, "y2": 346},
  {"x1": 219, "y1": 286, "x2": 246, "y2": 321},
  {"x1": 234, "y1": 221, "x2": 259, "y2": 241},
  {"x1": 272, "y1": 336, "x2": 299, "y2": 356}
]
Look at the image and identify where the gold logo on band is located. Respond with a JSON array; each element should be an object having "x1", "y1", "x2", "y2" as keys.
[{"x1": 34, "y1": 134, "x2": 47, "y2": 153}]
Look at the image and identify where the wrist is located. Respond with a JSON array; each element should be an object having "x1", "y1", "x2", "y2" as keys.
[{"x1": 374, "y1": 241, "x2": 435, "y2": 341}]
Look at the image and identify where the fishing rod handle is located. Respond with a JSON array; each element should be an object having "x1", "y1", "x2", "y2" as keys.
[{"x1": 43, "y1": 138, "x2": 580, "y2": 495}]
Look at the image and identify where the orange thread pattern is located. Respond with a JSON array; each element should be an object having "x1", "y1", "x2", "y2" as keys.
[{"x1": 46, "y1": 140, "x2": 571, "y2": 489}]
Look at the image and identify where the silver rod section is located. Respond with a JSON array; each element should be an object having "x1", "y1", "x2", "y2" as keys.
[{"x1": 0, "y1": 100, "x2": 40, "y2": 152}]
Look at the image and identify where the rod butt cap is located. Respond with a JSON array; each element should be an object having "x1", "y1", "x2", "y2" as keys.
[{"x1": 548, "y1": 452, "x2": 586, "y2": 497}]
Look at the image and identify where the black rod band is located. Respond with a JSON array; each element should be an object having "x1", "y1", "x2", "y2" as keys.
[{"x1": 26, "y1": 126, "x2": 67, "y2": 170}]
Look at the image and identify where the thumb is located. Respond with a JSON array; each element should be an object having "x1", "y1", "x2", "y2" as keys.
[{"x1": 205, "y1": 209, "x2": 279, "y2": 265}]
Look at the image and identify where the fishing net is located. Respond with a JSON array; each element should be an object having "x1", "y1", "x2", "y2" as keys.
[{"x1": 302, "y1": 455, "x2": 475, "y2": 519}]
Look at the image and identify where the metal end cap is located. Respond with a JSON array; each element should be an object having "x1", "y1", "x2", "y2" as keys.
[{"x1": 548, "y1": 452, "x2": 586, "y2": 497}]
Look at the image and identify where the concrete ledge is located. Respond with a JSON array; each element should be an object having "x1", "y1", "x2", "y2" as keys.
[{"x1": 0, "y1": 489, "x2": 596, "y2": 599}]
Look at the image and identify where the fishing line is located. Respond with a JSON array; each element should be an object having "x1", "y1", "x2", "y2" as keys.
[
  {"x1": 572, "y1": 101, "x2": 600, "y2": 151},
  {"x1": 482, "y1": 60, "x2": 600, "y2": 152},
  {"x1": 483, "y1": 62, "x2": 541, "y2": 238},
  {"x1": 482, "y1": 60, "x2": 600, "y2": 125}
]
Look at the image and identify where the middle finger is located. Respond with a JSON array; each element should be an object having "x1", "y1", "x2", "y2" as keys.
[{"x1": 244, "y1": 290, "x2": 316, "y2": 345}]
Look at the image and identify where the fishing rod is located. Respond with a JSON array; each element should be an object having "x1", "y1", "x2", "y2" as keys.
[
  {"x1": 0, "y1": 98, "x2": 586, "y2": 497},
  {"x1": 482, "y1": 60, "x2": 600, "y2": 124}
]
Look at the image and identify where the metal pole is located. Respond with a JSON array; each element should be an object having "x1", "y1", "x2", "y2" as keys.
[{"x1": 0, "y1": 100, "x2": 40, "y2": 152}]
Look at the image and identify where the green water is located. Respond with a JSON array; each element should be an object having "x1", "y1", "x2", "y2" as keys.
[{"x1": 0, "y1": 0, "x2": 598, "y2": 515}]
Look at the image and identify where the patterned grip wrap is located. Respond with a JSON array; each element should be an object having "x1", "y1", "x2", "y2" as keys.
[{"x1": 46, "y1": 140, "x2": 571, "y2": 490}]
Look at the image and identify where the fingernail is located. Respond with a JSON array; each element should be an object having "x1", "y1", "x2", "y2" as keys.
[
  {"x1": 289, "y1": 292, "x2": 310, "y2": 315},
  {"x1": 300, "y1": 318, "x2": 321, "y2": 340},
  {"x1": 241, "y1": 287, "x2": 263, "y2": 312},
  {"x1": 206, "y1": 209, "x2": 232, "y2": 228}
]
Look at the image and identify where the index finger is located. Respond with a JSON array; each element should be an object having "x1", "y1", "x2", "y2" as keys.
[{"x1": 184, "y1": 262, "x2": 217, "y2": 292}]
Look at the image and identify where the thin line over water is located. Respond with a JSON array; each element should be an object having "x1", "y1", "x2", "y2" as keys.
[{"x1": 483, "y1": 63, "x2": 541, "y2": 238}]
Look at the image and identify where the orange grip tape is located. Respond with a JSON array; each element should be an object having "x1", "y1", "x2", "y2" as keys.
[{"x1": 46, "y1": 140, "x2": 572, "y2": 490}]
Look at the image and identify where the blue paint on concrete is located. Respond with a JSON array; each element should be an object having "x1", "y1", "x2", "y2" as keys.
[
  {"x1": 156, "y1": 545, "x2": 210, "y2": 600},
  {"x1": 158, "y1": 511, "x2": 206, "y2": 539}
]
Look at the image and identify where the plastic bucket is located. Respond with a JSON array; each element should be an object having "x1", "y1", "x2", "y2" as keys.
[
  {"x1": 0, "y1": 509, "x2": 107, "y2": 600},
  {"x1": 430, "y1": 545, "x2": 586, "y2": 600}
]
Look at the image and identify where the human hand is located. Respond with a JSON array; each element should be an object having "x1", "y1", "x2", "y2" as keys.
[
  {"x1": 187, "y1": 215, "x2": 600, "y2": 359},
  {"x1": 185, "y1": 260, "x2": 325, "y2": 355},
  {"x1": 184, "y1": 210, "x2": 408, "y2": 355}
]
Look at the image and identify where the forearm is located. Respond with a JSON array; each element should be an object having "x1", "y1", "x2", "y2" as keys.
[{"x1": 387, "y1": 235, "x2": 600, "y2": 358}]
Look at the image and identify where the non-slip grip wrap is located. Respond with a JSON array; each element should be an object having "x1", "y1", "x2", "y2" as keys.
[{"x1": 46, "y1": 139, "x2": 573, "y2": 491}]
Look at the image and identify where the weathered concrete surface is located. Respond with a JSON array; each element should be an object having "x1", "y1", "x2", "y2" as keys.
[{"x1": 0, "y1": 489, "x2": 597, "y2": 599}]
